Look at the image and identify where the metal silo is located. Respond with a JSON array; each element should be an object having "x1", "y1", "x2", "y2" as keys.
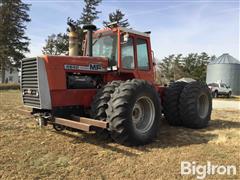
[{"x1": 206, "y1": 53, "x2": 240, "y2": 95}]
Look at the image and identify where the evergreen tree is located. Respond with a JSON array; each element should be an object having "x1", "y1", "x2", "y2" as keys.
[
  {"x1": 0, "y1": 0, "x2": 31, "y2": 83},
  {"x1": 78, "y1": 0, "x2": 102, "y2": 25},
  {"x1": 103, "y1": 9, "x2": 130, "y2": 27},
  {"x1": 76, "y1": 0, "x2": 102, "y2": 54},
  {"x1": 42, "y1": 0, "x2": 102, "y2": 56}
]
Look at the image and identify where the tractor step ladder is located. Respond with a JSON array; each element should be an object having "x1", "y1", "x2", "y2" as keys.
[
  {"x1": 55, "y1": 115, "x2": 108, "y2": 132},
  {"x1": 17, "y1": 107, "x2": 108, "y2": 132}
]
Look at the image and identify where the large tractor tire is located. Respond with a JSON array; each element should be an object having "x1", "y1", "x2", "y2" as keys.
[
  {"x1": 106, "y1": 79, "x2": 162, "y2": 146},
  {"x1": 179, "y1": 81, "x2": 212, "y2": 129},
  {"x1": 90, "y1": 81, "x2": 121, "y2": 137},
  {"x1": 163, "y1": 81, "x2": 187, "y2": 126}
]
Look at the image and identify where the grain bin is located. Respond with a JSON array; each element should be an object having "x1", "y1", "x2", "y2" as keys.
[{"x1": 206, "y1": 53, "x2": 240, "y2": 95}]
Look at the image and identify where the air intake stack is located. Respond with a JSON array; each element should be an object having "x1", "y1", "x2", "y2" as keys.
[
  {"x1": 68, "y1": 22, "x2": 79, "y2": 56},
  {"x1": 83, "y1": 24, "x2": 97, "y2": 57}
]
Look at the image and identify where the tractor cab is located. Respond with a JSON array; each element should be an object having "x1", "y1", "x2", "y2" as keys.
[{"x1": 83, "y1": 25, "x2": 155, "y2": 83}]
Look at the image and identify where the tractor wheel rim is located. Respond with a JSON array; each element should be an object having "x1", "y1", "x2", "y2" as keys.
[
  {"x1": 132, "y1": 96, "x2": 155, "y2": 133},
  {"x1": 197, "y1": 93, "x2": 209, "y2": 119}
]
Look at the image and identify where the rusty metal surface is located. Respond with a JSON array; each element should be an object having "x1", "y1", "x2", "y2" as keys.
[
  {"x1": 16, "y1": 108, "x2": 32, "y2": 116},
  {"x1": 71, "y1": 115, "x2": 108, "y2": 129},
  {"x1": 55, "y1": 117, "x2": 90, "y2": 131},
  {"x1": 16, "y1": 107, "x2": 108, "y2": 132}
]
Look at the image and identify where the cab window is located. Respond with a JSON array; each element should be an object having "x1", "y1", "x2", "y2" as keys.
[
  {"x1": 136, "y1": 38, "x2": 149, "y2": 70},
  {"x1": 121, "y1": 37, "x2": 135, "y2": 69},
  {"x1": 92, "y1": 34, "x2": 118, "y2": 67}
]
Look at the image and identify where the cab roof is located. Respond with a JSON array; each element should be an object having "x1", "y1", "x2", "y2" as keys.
[{"x1": 94, "y1": 26, "x2": 150, "y2": 38}]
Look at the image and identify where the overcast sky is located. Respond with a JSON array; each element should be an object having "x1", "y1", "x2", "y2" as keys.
[{"x1": 24, "y1": 0, "x2": 239, "y2": 60}]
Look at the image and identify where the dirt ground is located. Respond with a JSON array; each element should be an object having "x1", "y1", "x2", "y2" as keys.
[
  {"x1": 0, "y1": 90, "x2": 239, "y2": 179},
  {"x1": 213, "y1": 99, "x2": 240, "y2": 110}
]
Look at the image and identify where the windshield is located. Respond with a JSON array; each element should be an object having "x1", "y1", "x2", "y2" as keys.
[{"x1": 92, "y1": 33, "x2": 117, "y2": 67}]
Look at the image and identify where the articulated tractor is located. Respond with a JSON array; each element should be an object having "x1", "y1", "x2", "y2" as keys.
[{"x1": 20, "y1": 24, "x2": 212, "y2": 145}]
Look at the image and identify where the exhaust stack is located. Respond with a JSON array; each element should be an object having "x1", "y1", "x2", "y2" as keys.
[
  {"x1": 83, "y1": 24, "x2": 97, "y2": 57},
  {"x1": 68, "y1": 22, "x2": 79, "y2": 56}
]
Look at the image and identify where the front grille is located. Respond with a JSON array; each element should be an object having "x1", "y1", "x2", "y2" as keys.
[{"x1": 21, "y1": 58, "x2": 40, "y2": 108}]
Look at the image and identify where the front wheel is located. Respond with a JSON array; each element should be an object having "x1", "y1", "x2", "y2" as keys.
[
  {"x1": 106, "y1": 79, "x2": 162, "y2": 146},
  {"x1": 227, "y1": 91, "x2": 231, "y2": 98},
  {"x1": 90, "y1": 81, "x2": 122, "y2": 138}
]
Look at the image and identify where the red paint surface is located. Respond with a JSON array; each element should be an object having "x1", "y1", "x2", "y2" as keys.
[{"x1": 41, "y1": 27, "x2": 166, "y2": 108}]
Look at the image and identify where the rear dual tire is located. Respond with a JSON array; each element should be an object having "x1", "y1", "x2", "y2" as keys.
[
  {"x1": 163, "y1": 81, "x2": 187, "y2": 126},
  {"x1": 179, "y1": 82, "x2": 212, "y2": 129},
  {"x1": 163, "y1": 81, "x2": 212, "y2": 129}
]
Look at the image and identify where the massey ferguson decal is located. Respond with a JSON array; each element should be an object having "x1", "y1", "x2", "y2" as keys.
[
  {"x1": 64, "y1": 64, "x2": 106, "y2": 72},
  {"x1": 89, "y1": 64, "x2": 102, "y2": 71}
]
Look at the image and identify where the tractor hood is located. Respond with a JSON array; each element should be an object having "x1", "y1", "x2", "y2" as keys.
[
  {"x1": 42, "y1": 55, "x2": 109, "y2": 72},
  {"x1": 21, "y1": 56, "x2": 110, "y2": 109}
]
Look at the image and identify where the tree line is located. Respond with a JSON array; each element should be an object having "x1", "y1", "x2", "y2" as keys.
[
  {"x1": 0, "y1": 0, "x2": 215, "y2": 84},
  {"x1": 156, "y1": 53, "x2": 216, "y2": 84}
]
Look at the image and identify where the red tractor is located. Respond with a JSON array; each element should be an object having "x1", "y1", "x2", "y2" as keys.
[{"x1": 20, "y1": 24, "x2": 212, "y2": 145}]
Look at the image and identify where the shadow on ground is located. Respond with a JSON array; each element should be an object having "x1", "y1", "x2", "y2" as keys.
[{"x1": 52, "y1": 118, "x2": 240, "y2": 157}]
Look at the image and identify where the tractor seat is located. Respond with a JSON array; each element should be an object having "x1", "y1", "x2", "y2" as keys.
[{"x1": 122, "y1": 56, "x2": 134, "y2": 69}]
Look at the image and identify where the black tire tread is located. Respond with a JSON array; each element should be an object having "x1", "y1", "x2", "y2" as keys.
[
  {"x1": 179, "y1": 81, "x2": 212, "y2": 129},
  {"x1": 106, "y1": 79, "x2": 162, "y2": 145},
  {"x1": 90, "y1": 81, "x2": 122, "y2": 136},
  {"x1": 163, "y1": 81, "x2": 187, "y2": 126}
]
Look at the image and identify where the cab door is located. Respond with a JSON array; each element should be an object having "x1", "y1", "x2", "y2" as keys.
[{"x1": 134, "y1": 37, "x2": 154, "y2": 83}]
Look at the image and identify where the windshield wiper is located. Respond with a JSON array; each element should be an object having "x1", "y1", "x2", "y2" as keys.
[{"x1": 92, "y1": 33, "x2": 102, "y2": 46}]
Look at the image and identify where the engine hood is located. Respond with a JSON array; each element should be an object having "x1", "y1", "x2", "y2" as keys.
[{"x1": 42, "y1": 55, "x2": 109, "y2": 72}]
